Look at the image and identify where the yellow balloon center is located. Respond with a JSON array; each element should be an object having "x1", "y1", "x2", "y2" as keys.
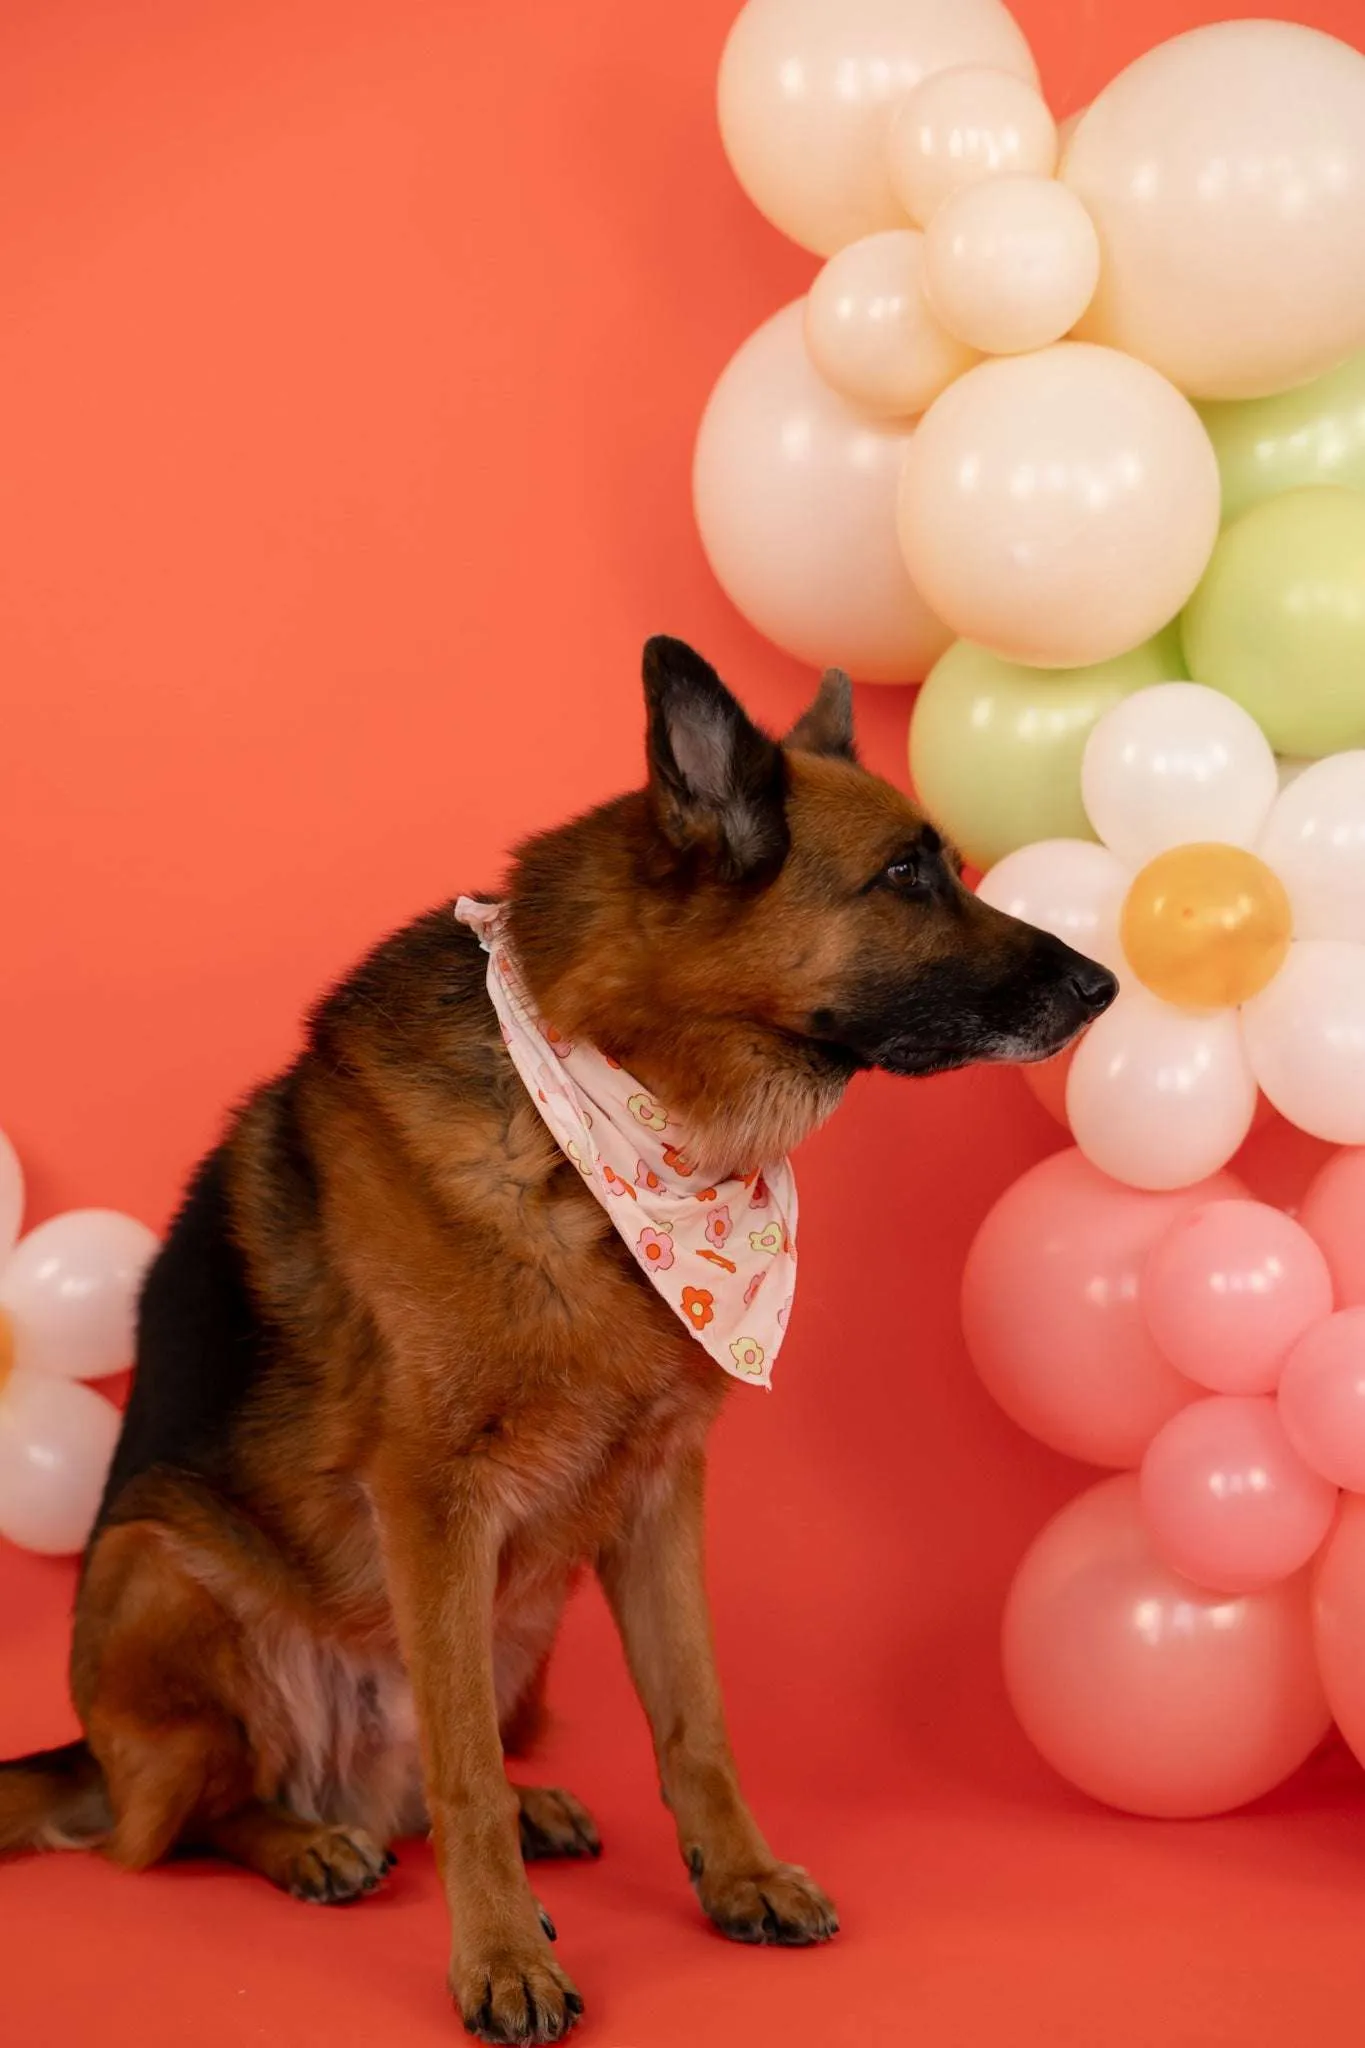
[{"x1": 1120, "y1": 843, "x2": 1292, "y2": 1009}]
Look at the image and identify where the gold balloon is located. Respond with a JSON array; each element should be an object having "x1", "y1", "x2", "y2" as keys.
[{"x1": 1121, "y1": 844, "x2": 1292, "y2": 1010}]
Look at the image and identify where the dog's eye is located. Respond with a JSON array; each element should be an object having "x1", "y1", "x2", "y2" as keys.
[{"x1": 881, "y1": 855, "x2": 932, "y2": 897}]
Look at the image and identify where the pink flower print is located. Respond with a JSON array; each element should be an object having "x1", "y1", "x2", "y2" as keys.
[
  {"x1": 628, "y1": 1092, "x2": 668, "y2": 1133},
  {"x1": 637, "y1": 1224, "x2": 675, "y2": 1272},
  {"x1": 748, "y1": 1220, "x2": 785, "y2": 1257},
  {"x1": 637, "y1": 1160, "x2": 664, "y2": 1192},
  {"x1": 541, "y1": 1021, "x2": 573, "y2": 1060},
  {"x1": 602, "y1": 1163, "x2": 637, "y2": 1201},
  {"x1": 743, "y1": 1270, "x2": 767, "y2": 1310},
  {"x1": 729, "y1": 1337, "x2": 765, "y2": 1378},
  {"x1": 704, "y1": 1205, "x2": 733, "y2": 1250},
  {"x1": 778, "y1": 1300, "x2": 792, "y2": 1332}
]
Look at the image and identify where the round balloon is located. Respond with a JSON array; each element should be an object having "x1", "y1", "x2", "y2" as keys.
[
  {"x1": 886, "y1": 64, "x2": 1056, "y2": 227},
  {"x1": 1300, "y1": 1149, "x2": 1365, "y2": 1306},
  {"x1": 1258, "y1": 754, "x2": 1365, "y2": 948},
  {"x1": 1183, "y1": 488, "x2": 1365, "y2": 759},
  {"x1": 1005, "y1": 1474, "x2": 1330, "y2": 1817},
  {"x1": 0, "y1": 1367, "x2": 121, "y2": 1555},
  {"x1": 805, "y1": 230, "x2": 977, "y2": 418},
  {"x1": 1118, "y1": 844, "x2": 1292, "y2": 1011},
  {"x1": 1081, "y1": 682, "x2": 1279, "y2": 868},
  {"x1": 1280, "y1": 1309, "x2": 1365, "y2": 1494},
  {"x1": 896, "y1": 343, "x2": 1219, "y2": 668},
  {"x1": 923, "y1": 175, "x2": 1099, "y2": 356},
  {"x1": 976, "y1": 840, "x2": 1126, "y2": 975},
  {"x1": 909, "y1": 625, "x2": 1186, "y2": 870},
  {"x1": 1312, "y1": 1495, "x2": 1365, "y2": 1778},
  {"x1": 962, "y1": 1148, "x2": 1242, "y2": 1468},
  {"x1": 1198, "y1": 351, "x2": 1365, "y2": 524},
  {"x1": 1142, "y1": 1200, "x2": 1334, "y2": 1396},
  {"x1": 694, "y1": 302, "x2": 950, "y2": 682},
  {"x1": 1065, "y1": 21, "x2": 1365, "y2": 399},
  {"x1": 717, "y1": 0, "x2": 1040, "y2": 256},
  {"x1": 1242, "y1": 942, "x2": 1365, "y2": 1146},
  {"x1": 0, "y1": 1209, "x2": 160, "y2": 1380}
]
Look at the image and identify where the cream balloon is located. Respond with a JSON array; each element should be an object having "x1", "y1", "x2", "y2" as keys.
[
  {"x1": 0, "y1": 1368, "x2": 120, "y2": 1555},
  {"x1": 976, "y1": 840, "x2": 1127, "y2": 975},
  {"x1": 1081, "y1": 683, "x2": 1279, "y2": 869},
  {"x1": 1243, "y1": 943, "x2": 1365, "y2": 1146},
  {"x1": 1067, "y1": 990, "x2": 1258, "y2": 1192},
  {"x1": 1257, "y1": 754, "x2": 1365, "y2": 947},
  {"x1": 1065, "y1": 21, "x2": 1365, "y2": 400},
  {"x1": 805, "y1": 230, "x2": 978, "y2": 418},
  {"x1": 0, "y1": 1208, "x2": 160, "y2": 1380},
  {"x1": 0, "y1": 1129, "x2": 22, "y2": 1264},
  {"x1": 695, "y1": 301, "x2": 950, "y2": 682},
  {"x1": 922, "y1": 175, "x2": 1099, "y2": 355},
  {"x1": 1055, "y1": 106, "x2": 1087, "y2": 159},
  {"x1": 717, "y1": 0, "x2": 1040, "y2": 257},
  {"x1": 885, "y1": 65, "x2": 1056, "y2": 228},
  {"x1": 896, "y1": 342, "x2": 1219, "y2": 668}
]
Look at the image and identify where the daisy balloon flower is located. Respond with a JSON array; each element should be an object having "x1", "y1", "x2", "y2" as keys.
[{"x1": 978, "y1": 682, "x2": 1365, "y2": 1190}]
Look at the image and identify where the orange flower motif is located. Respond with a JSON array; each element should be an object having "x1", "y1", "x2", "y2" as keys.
[
  {"x1": 697, "y1": 1249, "x2": 737, "y2": 1274},
  {"x1": 636, "y1": 1160, "x2": 664, "y2": 1192},
  {"x1": 680, "y1": 1286, "x2": 715, "y2": 1333},
  {"x1": 602, "y1": 1164, "x2": 637, "y2": 1200},
  {"x1": 662, "y1": 1141, "x2": 697, "y2": 1176},
  {"x1": 693, "y1": 1186, "x2": 719, "y2": 1205},
  {"x1": 704, "y1": 1205, "x2": 732, "y2": 1248},
  {"x1": 541, "y1": 1022, "x2": 573, "y2": 1060}
]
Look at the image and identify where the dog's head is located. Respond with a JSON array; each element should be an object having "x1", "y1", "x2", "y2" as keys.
[{"x1": 509, "y1": 636, "x2": 1116, "y2": 1166}]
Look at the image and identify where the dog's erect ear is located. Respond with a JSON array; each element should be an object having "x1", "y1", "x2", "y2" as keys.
[
  {"x1": 642, "y1": 636, "x2": 788, "y2": 879},
  {"x1": 784, "y1": 668, "x2": 856, "y2": 762}
]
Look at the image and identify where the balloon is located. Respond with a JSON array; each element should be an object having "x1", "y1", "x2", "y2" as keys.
[
  {"x1": 0, "y1": 1209, "x2": 159, "y2": 1381},
  {"x1": 976, "y1": 840, "x2": 1126, "y2": 974},
  {"x1": 1257, "y1": 753, "x2": 1365, "y2": 947},
  {"x1": 1242, "y1": 942, "x2": 1365, "y2": 1146},
  {"x1": 885, "y1": 65, "x2": 1056, "y2": 228},
  {"x1": 1280, "y1": 1310, "x2": 1365, "y2": 1493},
  {"x1": 1081, "y1": 682, "x2": 1278, "y2": 868},
  {"x1": 922, "y1": 176, "x2": 1099, "y2": 356},
  {"x1": 1021, "y1": 1043, "x2": 1074, "y2": 1128},
  {"x1": 896, "y1": 343, "x2": 1219, "y2": 668},
  {"x1": 1232, "y1": 1111, "x2": 1336, "y2": 1218},
  {"x1": 716, "y1": 0, "x2": 1040, "y2": 257},
  {"x1": 1198, "y1": 352, "x2": 1365, "y2": 525},
  {"x1": 908, "y1": 625, "x2": 1186, "y2": 870},
  {"x1": 694, "y1": 302, "x2": 950, "y2": 683},
  {"x1": 0, "y1": 1367, "x2": 120, "y2": 1555},
  {"x1": 1004, "y1": 1474, "x2": 1329, "y2": 1817},
  {"x1": 1182, "y1": 487, "x2": 1365, "y2": 759},
  {"x1": 962, "y1": 1148, "x2": 1241, "y2": 1467},
  {"x1": 1139, "y1": 1396, "x2": 1336, "y2": 1594},
  {"x1": 1142, "y1": 1201, "x2": 1334, "y2": 1396},
  {"x1": 1066, "y1": 990, "x2": 1258, "y2": 1193},
  {"x1": 1300, "y1": 1149, "x2": 1365, "y2": 1306},
  {"x1": 1054, "y1": 106, "x2": 1087, "y2": 158},
  {"x1": 804, "y1": 230, "x2": 977, "y2": 419},
  {"x1": 1312, "y1": 1496, "x2": 1365, "y2": 1780},
  {"x1": 1119, "y1": 844, "x2": 1291, "y2": 1010},
  {"x1": 0, "y1": 1129, "x2": 22, "y2": 1264},
  {"x1": 1064, "y1": 22, "x2": 1365, "y2": 400}
]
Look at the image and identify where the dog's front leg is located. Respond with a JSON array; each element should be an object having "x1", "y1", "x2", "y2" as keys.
[
  {"x1": 597, "y1": 1444, "x2": 839, "y2": 1949},
  {"x1": 373, "y1": 1461, "x2": 582, "y2": 2043}
]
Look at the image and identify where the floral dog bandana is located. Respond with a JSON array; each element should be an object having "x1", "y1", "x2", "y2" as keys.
[{"x1": 456, "y1": 899, "x2": 797, "y2": 1389}]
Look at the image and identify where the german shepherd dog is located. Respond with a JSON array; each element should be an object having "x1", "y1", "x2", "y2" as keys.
[{"x1": 0, "y1": 638, "x2": 1115, "y2": 2042}]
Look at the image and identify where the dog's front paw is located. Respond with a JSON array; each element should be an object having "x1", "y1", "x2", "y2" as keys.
[
  {"x1": 694, "y1": 1858, "x2": 839, "y2": 1948},
  {"x1": 453, "y1": 1944, "x2": 583, "y2": 2044}
]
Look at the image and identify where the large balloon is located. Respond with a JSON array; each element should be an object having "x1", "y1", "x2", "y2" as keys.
[
  {"x1": 717, "y1": 0, "x2": 1039, "y2": 256},
  {"x1": 1005, "y1": 1475, "x2": 1329, "y2": 1817},
  {"x1": 885, "y1": 64, "x2": 1056, "y2": 228},
  {"x1": 1142, "y1": 1201, "x2": 1333, "y2": 1397},
  {"x1": 962, "y1": 1148, "x2": 1241, "y2": 1468},
  {"x1": 0, "y1": 1208, "x2": 159, "y2": 1380},
  {"x1": 1279, "y1": 1310, "x2": 1365, "y2": 1494},
  {"x1": 1064, "y1": 22, "x2": 1365, "y2": 399},
  {"x1": 1182, "y1": 488, "x2": 1365, "y2": 759},
  {"x1": 896, "y1": 343, "x2": 1219, "y2": 668},
  {"x1": 1080, "y1": 681, "x2": 1278, "y2": 867},
  {"x1": 1300, "y1": 1149, "x2": 1365, "y2": 1306},
  {"x1": 1258, "y1": 754, "x2": 1365, "y2": 948},
  {"x1": 694, "y1": 302, "x2": 950, "y2": 682},
  {"x1": 0, "y1": 1367, "x2": 121, "y2": 1555},
  {"x1": 1312, "y1": 1496, "x2": 1365, "y2": 1778},
  {"x1": 1242, "y1": 942, "x2": 1365, "y2": 1146},
  {"x1": 909, "y1": 625, "x2": 1186, "y2": 870},
  {"x1": 922, "y1": 175, "x2": 1099, "y2": 356},
  {"x1": 1198, "y1": 351, "x2": 1365, "y2": 524},
  {"x1": 804, "y1": 230, "x2": 977, "y2": 419}
]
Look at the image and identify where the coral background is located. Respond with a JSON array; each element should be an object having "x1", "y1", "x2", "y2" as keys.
[{"x1": 3, "y1": 2, "x2": 1364, "y2": 2041}]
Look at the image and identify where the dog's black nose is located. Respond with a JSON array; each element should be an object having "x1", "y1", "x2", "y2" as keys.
[{"x1": 1066, "y1": 962, "x2": 1119, "y2": 1017}]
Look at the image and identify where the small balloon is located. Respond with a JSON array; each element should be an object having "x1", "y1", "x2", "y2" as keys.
[
  {"x1": 923, "y1": 175, "x2": 1099, "y2": 356},
  {"x1": 1198, "y1": 351, "x2": 1365, "y2": 524},
  {"x1": 1119, "y1": 844, "x2": 1292, "y2": 1011},
  {"x1": 0, "y1": 1209, "x2": 159, "y2": 1381},
  {"x1": 1004, "y1": 1474, "x2": 1329, "y2": 1817},
  {"x1": 1300, "y1": 1149, "x2": 1365, "y2": 1306},
  {"x1": 1280, "y1": 1309, "x2": 1365, "y2": 1494},
  {"x1": 1242, "y1": 942, "x2": 1365, "y2": 1147},
  {"x1": 1142, "y1": 1200, "x2": 1334, "y2": 1396},
  {"x1": 1081, "y1": 683, "x2": 1279, "y2": 868},
  {"x1": 885, "y1": 64, "x2": 1056, "y2": 227},
  {"x1": 805, "y1": 229, "x2": 977, "y2": 418},
  {"x1": 0, "y1": 1367, "x2": 121, "y2": 1555}
]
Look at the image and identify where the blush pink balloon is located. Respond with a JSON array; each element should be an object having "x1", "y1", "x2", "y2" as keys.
[
  {"x1": 1314, "y1": 1494, "x2": 1365, "y2": 1774},
  {"x1": 962, "y1": 1148, "x2": 1244, "y2": 1467},
  {"x1": 1300, "y1": 1148, "x2": 1365, "y2": 1306},
  {"x1": 1141, "y1": 1201, "x2": 1333, "y2": 1395},
  {"x1": 1279, "y1": 1309, "x2": 1365, "y2": 1493},
  {"x1": 1004, "y1": 1474, "x2": 1330, "y2": 1816},
  {"x1": 1232, "y1": 1110, "x2": 1335, "y2": 1216},
  {"x1": 1139, "y1": 1396, "x2": 1337, "y2": 1594},
  {"x1": 0, "y1": 1367, "x2": 121, "y2": 1555}
]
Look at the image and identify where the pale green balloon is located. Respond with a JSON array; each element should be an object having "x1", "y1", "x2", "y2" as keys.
[
  {"x1": 1182, "y1": 486, "x2": 1365, "y2": 758},
  {"x1": 1198, "y1": 352, "x2": 1365, "y2": 525},
  {"x1": 909, "y1": 623, "x2": 1188, "y2": 870}
]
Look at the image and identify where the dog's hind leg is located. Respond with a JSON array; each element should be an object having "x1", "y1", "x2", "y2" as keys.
[{"x1": 199, "y1": 1804, "x2": 393, "y2": 1902}]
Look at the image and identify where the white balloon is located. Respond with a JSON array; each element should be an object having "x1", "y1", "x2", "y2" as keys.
[
  {"x1": 717, "y1": 0, "x2": 1040, "y2": 256},
  {"x1": 0, "y1": 1368, "x2": 120, "y2": 1555},
  {"x1": 805, "y1": 230, "x2": 978, "y2": 418},
  {"x1": 1067, "y1": 989, "x2": 1257, "y2": 1191},
  {"x1": 886, "y1": 64, "x2": 1057, "y2": 228},
  {"x1": 694, "y1": 301, "x2": 951, "y2": 682},
  {"x1": 1258, "y1": 753, "x2": 1365, "y2": 945},
  {"x1": 0, "y1": 1209, "x2": 160, "y2": 1381},
  {"x1": 1082, "y1": 683, "x2": 1279, "y2": 868},
  {"x1": 922, "y1": 175, "x2": 1100, "y2": 356},
  {"x1": 1243, "y1": 941, "x2": 1365, "y2": 1145},
  {"x1": 976, "y1": 840, "x2": 1128, "y2": 974},
  {"x1": 0, "y1": 1129, "x2": 22, "y2": 1264}
]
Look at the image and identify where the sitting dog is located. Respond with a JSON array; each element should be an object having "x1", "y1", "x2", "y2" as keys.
[{"x1": 0, "y1": 637, "x2": 1115, "y2": 2042}]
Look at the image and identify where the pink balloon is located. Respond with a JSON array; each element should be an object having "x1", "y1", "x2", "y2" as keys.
[
  {"x1": 1004, "y1": 1474, "x2": 1330, "y2": 1817},
  {"x1": 0, "y1": 1367, "x2": 120, "y2": 1555},
  {"x1": 1141, "y1": 1200, "x2": 1333, "y2": 1395},
  {"x1": 1139, "y1": 1396, "x2": 1337, "y2": 1593},
  {"x1": 1232, "y1": 1110, "x2": 1335, "y2": 1216},
  {"x1": 1314, "y1": 1494, "x2": 1365, "y2": 1774},
  {"x1": 1279, "y1": 1309, "x2": 1365, "y2": 1493},
  {"x1": 1300, "y1": 1147, "x2": 1365, "y2": 1306},
  {"x1": 962, "y1": 1148, "x2": 1243, "y2": 1467}
]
